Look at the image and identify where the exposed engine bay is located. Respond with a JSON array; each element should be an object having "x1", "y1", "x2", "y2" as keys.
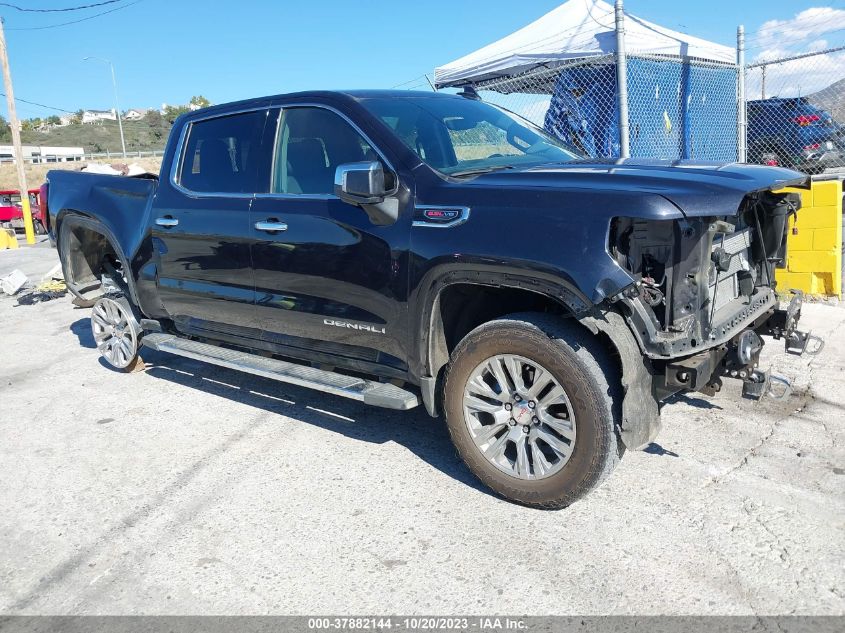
[{"x1": 608, "y1": 188, "x2": 822, "y2": 401}]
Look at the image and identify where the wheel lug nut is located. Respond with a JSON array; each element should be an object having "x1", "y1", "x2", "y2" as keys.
[
  {"x1": 532, "y1": 416, "x2": 540, "y2": 425},
  {"x1": 522, "y1": 426, "x2": 529, "y2": 433},
  {"x1": 508, "y1": 418, "x2": 516, "y2": 426},
  {"x1": 514, "y1": 395, "x2": 521, "y2": 402},
  {"x1": 504, "y1": 403, "x2": 512, "y2": 411},
  {"x1": 528, "y1": 401, "x2": 535, "y2": 409}
]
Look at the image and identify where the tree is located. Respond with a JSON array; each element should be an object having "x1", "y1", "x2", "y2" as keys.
[
  {"x1": 71, "y1": 109, "x2": 83, "y2": 125},
  {"x1": 144, "y1": 109, "x2": 169, "y2": 140},
  {"x1": 163, "y1": 104, "x2": 189, "y2": 124},
  {"x1": 46, "y1": 115, "x2": 61, "y2": 126},
  {"x1": 190, "y1": 95, "x2": 210, "y2": 108}
]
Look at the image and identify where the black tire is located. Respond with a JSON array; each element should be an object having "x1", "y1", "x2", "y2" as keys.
[
  {"x1": 34, "y1": 220, "x2": 47, "y2": 235},
  {"x1": 442, "y1": 312, "x2": 624, "y2": 509}
]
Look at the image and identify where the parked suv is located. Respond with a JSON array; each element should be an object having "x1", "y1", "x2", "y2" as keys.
[
  {"x1": 747, "y1": 97, "x2": 844, "y2": 173},
  {"x1": 45, "y1": 90, "x2": 819, "y2": 508}
]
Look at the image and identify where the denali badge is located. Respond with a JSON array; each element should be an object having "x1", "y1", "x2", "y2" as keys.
[{"x1": 323, "y1": 319, "x2": 386, "y2": 334}]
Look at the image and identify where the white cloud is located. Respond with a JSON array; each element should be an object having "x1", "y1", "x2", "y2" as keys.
[
  {"x1": 747, "y1": 7, "x2": 845, "y2": 98},
  {"x1": 752, "y1": 7, "x2": 845, "y2": 53},
  {"x1": 746, "y1": 50, "x2": 845, "y2": 99}
]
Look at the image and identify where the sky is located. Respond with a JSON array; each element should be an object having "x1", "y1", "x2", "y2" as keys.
[{"x1": 1, "y1": 0, "x2": 844, "y2": 121}]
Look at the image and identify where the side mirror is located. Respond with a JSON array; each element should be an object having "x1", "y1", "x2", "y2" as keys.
[{"x1": 334, "y1": 161, "x2": 388, "y2": 205}]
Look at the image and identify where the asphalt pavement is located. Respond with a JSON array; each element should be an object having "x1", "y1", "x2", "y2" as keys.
[{"x1": 1, "y1": 244, "x2": 843, "y2": 615}]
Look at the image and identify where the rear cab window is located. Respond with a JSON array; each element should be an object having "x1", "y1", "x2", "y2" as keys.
[{"x1": 176, "y1": 109, "x2": 273, "y2": 194}]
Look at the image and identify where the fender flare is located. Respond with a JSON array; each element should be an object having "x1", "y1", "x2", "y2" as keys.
[
  {"x1": 416, "y1": 268, "x2": 661, "y2": 448},
  {"x1": 414, "y1": 266, "x2": 592, "y2": 416},
  {"x1": 578, "y1": 309, "x2": 661, "y2": 450},
  {"x1": 57, "y1": 212, "x2": 141, "y2": 308}
]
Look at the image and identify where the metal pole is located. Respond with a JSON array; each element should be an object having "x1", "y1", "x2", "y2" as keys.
[
  {"x1": 0, "y1": 18, "x2": 35, "y2": 244},
  {"x1": 736, "y1": 25, "x2": 747, "y2": 163},
  {"x1": 84, "y1": 56, "x2": 126, "y2": 158},
  {"x1": 614, "y1": 0, "x2": 630, "y2": 158},
  {"x1": 109, "y1": 61, "x2": 126, "y2": 158},
  {"x1": 761, "y1": 65, "x2": 766, "y2": 100}
]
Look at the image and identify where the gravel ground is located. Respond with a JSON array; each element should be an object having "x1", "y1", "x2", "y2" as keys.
[{"x1": 0, "y1": 245, "x2": 843, "y2": 615}]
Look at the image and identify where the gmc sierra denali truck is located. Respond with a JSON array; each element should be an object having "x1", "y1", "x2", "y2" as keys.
[{"x1": 45, "y1": 90, "x2": 820, "y2": 508}]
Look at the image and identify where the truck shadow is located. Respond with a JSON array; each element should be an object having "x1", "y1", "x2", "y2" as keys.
[
  {"x1": 69, "y1": 318, "x2": 483, "y2": 493},
  {"x1": 665, "y1": 392, "x2": 723, "y2": 410},
  {"x1": 70, "y1": 317, "x2": 96, "y2": 349},
  {"x1": 135, "y1": 344, "x2": 487, "y2": 496}
]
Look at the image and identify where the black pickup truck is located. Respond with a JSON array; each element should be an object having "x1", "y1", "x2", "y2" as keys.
[{"x1": 45, "y1": 90, "x2": 819, "y2": 508}]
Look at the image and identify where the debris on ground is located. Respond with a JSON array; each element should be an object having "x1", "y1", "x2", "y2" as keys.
[
  {"x1": 15, "y1": 279, "x2": 67, "y2": 305},
  {"x1": 40, "y1": 263, "x2": 64, "y2": 284},
  {"x1": 0, "y1": 269, "x2": 28, "y2": 295}
]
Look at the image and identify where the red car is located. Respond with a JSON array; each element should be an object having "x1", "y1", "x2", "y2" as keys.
[{"x1": 0, "y1": 189, "x2": 47, "y2": 234}]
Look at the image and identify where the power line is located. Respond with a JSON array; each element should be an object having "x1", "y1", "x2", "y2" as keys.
[
  {"x1": 0, "y1": 1, "x2": 123, "y2": 12},
  {"x1": 0, "y1": 91, "x2": 72, "y2": 112},
  {"x1": 391, "y1": 74, "x2": 428, "y2": 89},
  {"x1": 5, "y1": 0, "x2": 141, "y2": 30}
]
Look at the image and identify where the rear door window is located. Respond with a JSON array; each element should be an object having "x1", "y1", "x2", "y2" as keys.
[{"x1": 178, "y1": 110, "x2": 272, "y2": 194}]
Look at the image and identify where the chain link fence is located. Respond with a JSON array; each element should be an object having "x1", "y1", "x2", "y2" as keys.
[
  {"x1": 440, "y1": 5, "x2": 845, "y2": 175},
  {"x1": 477, "y1": 52, "x2": 739, "y2": 162},
  {"x1": 742, "y1": 45, "x2": 845, "y2": 174}
]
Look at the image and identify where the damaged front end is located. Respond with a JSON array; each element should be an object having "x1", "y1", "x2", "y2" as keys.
[{"x1": 608, "y1": 185, "x2": 822, "y2": 410}]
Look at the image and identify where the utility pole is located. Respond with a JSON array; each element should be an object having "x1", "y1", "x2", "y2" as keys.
[{"x1": 0, "y1": 17, "x2": 35, "y2": 244}]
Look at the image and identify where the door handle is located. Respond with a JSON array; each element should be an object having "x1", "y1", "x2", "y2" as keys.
[
  {"x1": 254, "y1": 220, "x2": 288, "y2": 232},
  {"x1": 155, "y1": 216, "x2": 179, "y2": 228}
]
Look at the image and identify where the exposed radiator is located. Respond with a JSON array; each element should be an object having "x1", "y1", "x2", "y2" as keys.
[{"x1": 710, "y1": 228, "x2": 753, "y2": 312}]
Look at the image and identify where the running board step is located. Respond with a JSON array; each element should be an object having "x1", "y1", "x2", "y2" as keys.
[{"x1": 141, "y1": 333, "x2": 419, "y2": 410}]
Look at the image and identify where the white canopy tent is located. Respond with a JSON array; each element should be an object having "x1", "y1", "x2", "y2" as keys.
[{"x1": 434, "y1": 0, "x2": 735, "y2": 88}]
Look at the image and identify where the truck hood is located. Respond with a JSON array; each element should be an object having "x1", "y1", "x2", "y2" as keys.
[{"x1": 462, "y1": 159, "x2": 809, "y2": 217}]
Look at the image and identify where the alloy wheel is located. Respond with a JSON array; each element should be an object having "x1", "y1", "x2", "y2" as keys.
[
  {"x1": 462, "y1": 354, "x2": 577, "y2": 480},
  {"x1": 91, "y1": 297, "x2": 140, "y2": 369}
]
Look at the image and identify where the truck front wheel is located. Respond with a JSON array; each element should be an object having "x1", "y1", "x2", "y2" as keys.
[{"x1": 442, "y1": 313, "x2": 623, "y2": 509}]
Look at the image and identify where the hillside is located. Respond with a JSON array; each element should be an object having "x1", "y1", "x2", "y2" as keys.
[
  {"x1": 0, "y1": 114, "x2": 172, "y2": 154},
  {"x1": 807, "y1": 77, "x2": 845, "y2": 123}
]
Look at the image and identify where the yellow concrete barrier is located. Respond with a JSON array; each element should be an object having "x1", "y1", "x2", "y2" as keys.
[
  {"x1": 775, "y1": 179, "x2": 842, "y2": 298},
  {"x1": 0, "y1": 228, "x2": 18, "y2": 249}
]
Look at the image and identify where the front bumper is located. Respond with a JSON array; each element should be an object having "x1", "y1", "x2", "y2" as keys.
[{"x1": 661, "y1": 290, "x2": 822, "y2": 401}]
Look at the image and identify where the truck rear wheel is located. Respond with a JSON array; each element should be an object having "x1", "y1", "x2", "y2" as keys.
[
  {"x1": 91, "y1": 296, "x2": 142, "y2": 371},
  {"x1": 442, "y1": 313, "x2": 623, "y2": 509}
]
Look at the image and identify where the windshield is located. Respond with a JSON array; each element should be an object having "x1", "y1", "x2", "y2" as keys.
[{"x1": 360, "y1": 96, "x2": 581, "y2": 176}]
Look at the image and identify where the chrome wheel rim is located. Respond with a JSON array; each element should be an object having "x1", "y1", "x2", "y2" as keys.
[
  {"x1": 462, "y1": 354, "x2": 576, "y2": 480},
  {"x1": 91, "y1": 297, "x2": 138, "y2": 369}
]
